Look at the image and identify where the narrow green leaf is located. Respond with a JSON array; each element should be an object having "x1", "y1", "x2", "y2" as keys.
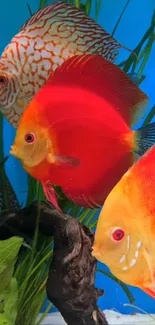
[
  {"x1": 39, "y1": 0, "x2": 47, "y2": 9},
  {"x1": 97, "y1": 269, "x2": 135, "y2": 304},
  {"x1": 85, "y1": 0, "x2": 92, "y2": 16},
  {"x1": 27, "y1": 3, "x2": 33, "y2": 16},
  {"x1": 111, "y1": 0, "x2": 131, "y2": 37}
]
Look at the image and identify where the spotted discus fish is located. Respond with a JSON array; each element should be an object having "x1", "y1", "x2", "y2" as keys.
[{"x1": 0, "y1": 1, "x2": 120, "y2": 127}]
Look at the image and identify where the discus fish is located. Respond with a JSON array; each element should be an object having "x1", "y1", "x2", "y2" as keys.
[
  {"x1": 92, "y1": 144, "x2": 155, "y2": 298},
  {"x1": 10, "y1": 54, "x2": 155, "y2": 210},
  {"x1": 0, "y1": 1, "x2": 120, "y2": 127}
]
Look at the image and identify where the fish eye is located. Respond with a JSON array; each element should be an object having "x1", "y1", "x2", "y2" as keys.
[
  {"x1": 25, "y1": 132, "x2": 36, "y2": 144},
  {"x1": 0, "y1": 75, "x2": 7, "y2": 85},
  {"x1": 111, "y1": 227, "x2": 125, "y2": 242}
]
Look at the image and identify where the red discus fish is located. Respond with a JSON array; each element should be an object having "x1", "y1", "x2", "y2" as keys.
[
  {"x1": 92, "y1": 144, "x2": 155, "y2": 298},
  {"x1": 10, "y1": 54, "x2": 155, "y2": 210}
]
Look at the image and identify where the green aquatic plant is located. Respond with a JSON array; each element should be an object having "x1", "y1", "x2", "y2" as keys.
[
  {"x1": 39, "y1": 0, "x2": 47, "y2": 9},
  {"x1": 15, "y1": 187, "x2": 52, "y2": 325},
  {"x1": 111, "y1": 0, "x2": 131, "y2": 37},
  {"x1": 97, "y1": 269, "x2": 134, "y2": 304},
  {"x1": 0, "y1": 237, "x2": 23, "y2": 325},
  {"x1": 15, "y1": 235, "x2": 53, "y2": 325},
  {"x1": 119, "y1": 9, "x2": 155, "y2": 77},
  {"x1": 27, "y1": 0, "x2": 47, "y2": 16},
  {"x1": 116, "y1": 6, "x2": 155, "y2": 133}
]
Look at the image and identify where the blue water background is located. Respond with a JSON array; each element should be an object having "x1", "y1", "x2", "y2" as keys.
[{"x1": 1, "y1": 0, "x2": 155, "y2": 315}]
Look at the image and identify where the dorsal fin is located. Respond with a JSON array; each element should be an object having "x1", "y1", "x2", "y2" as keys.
[
  {"x1": 47, "y1": 54, "x2": 149, "y2": 127},
  {"x1": 21, "y1": 2, "x2": 59, "y2": 29}
]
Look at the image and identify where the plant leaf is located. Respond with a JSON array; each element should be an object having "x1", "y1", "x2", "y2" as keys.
[
  {"x1": 0, "y1": 237, "x2": 23, "y2": 291},
  {"x1": 97, "y1": 269, "x2": 135, "y2": 304}
]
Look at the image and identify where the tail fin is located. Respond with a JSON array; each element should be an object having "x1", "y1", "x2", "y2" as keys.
[{"x1": 135, "y1": 122, "x2": 155, "y2": 156}]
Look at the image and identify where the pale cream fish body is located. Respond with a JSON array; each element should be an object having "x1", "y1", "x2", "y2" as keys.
[
  {"x1": 92, "y1": 169, "x2": 155, "y2": 291},
  {"x1": 0, "y1": 1, "x2": 119, "y2": 127}
]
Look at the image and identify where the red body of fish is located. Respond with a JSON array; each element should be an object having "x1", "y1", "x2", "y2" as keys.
[
  {"x1": 29, "y1": 87, "x2": 133, "y2": 207},
  {"x1": 12, "y1": 54, "x2": 154, "y2": 209}
]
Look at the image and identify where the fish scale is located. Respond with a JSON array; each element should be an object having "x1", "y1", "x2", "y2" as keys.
[{"x1": 0, "y1": 1, "x2": 120, "y2": 127}]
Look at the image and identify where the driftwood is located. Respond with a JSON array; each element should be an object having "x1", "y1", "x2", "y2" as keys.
[{"x1": 0, "y1": 201, "x2": 108, "y2": 325}]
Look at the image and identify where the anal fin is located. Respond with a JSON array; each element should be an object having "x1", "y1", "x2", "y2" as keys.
[
  {"x1": 42, "y1": 181, "x2": 61, "y2": 212},
  {"x1": 140, "y1": 286, "x2": 155, "y2": 299},
  {"x1": 63, "y1": 191, "x2": 101, "y2": 208}
]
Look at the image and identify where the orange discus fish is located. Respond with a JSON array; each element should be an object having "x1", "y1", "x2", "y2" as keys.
[
  {"x1": 92, "y1": 143, "x2": 155, "y2": 298},
  {"x1": 0, "y1": 1, "x2": 120, "y2": 127},
  {"x1": 10, "y1": 54, "x2": 155, "y2": 210}
]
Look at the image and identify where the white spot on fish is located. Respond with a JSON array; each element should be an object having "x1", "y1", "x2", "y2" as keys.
[
  {"x1": 137, "y1": 241, "x2": 142, "y2": 248},
  {"x1": 69, "y1": 42, "x2": 78, "y2": 51},
  {"x1": 122, "y1": 266, "x2": 128, "y2": 271},
  {"x1": 119, "y1": 255, "x2": 126, "y2": 264},
  {"x1": 53, "y1": 45, "x2": 62, "y2": 55},
  {"x1": 18, "y1": 37, "x2": 29, "y2": 46},
  {"x1": 45, "y1": 43, "x2": 54, "y2": 52},
  {"x1": 127, "y1": 236, "x2": 130, "y2": 250},
  {"x1": 34, "y1": 39, "x2": 44, "y2": 50},
  {"x1": 28, "y1": 55, "x2": 35, "y2": 65},
  {"x1": 129, "y1": 259, "x2": 136, "y2": 267},
  {"x1": 41, "y1": 59, "x2": 52, "y2": 71},
  {"x1": 78, "y1": 45, "x2": 87, "y2": 52},
  {"x1": 62, "y1": 48, "x2": 71, "y2": 59},
  {"x1": 53, "y1": 56, "x2": 62, "y2": 64},
  {"x1": 34, "y1": 51, "x2": 41, "y2": 61},
  {"x1": 135, "y1": 250, "x2": 139, "y2": 258},
  {"x1": 77, "y1": 38, "x2": 84, "y2": 45},
  {"x1": 27, "y1": 44, "x2": 35, "y2": 55},
  {"x1": 41, "y1": 50, "x2": 52, "y2": 59}
]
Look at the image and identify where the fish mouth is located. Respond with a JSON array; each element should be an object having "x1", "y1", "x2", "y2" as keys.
[
  {"x1": 92, "y1": 246, "x2": 103, "y2": 261},
  {"x1": 10, "y1": 145, "x2": 18, "y2": 158}
]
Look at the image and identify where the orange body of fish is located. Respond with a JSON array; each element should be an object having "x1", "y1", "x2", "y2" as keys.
[
  {"x1": 92, "y1": 143, "x2": 155, "y2": 298},
  {"x1": 0, "y1": 1, "x2": 120, "y2": 127},
  {"x1": 10, "y1": 54, "x2": 155, "y2": 210}
]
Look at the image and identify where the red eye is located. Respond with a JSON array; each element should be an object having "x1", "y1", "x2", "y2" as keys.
[
  {"x1": 111, "y1": 227, "x2": 125, "y2": 242},
  {"x1": 25, "y1": 133, "x2": 36, "y2": 144}
]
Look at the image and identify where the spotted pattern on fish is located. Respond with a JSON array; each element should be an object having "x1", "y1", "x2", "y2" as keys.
[{"x1": 0, "y1": 1, "x2": 120, "y2": 127}]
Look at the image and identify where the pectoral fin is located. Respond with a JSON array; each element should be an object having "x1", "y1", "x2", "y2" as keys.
[{"x1": 47, "y1": 153, "x2": 80, "y2": 168}]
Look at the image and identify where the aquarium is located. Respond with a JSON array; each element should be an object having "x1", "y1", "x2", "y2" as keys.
[{"x1": 0, "y1": 0, "x2": 155, "y2": 324}]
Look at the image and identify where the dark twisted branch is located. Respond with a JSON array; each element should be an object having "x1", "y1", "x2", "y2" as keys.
[{"x1": 0, "y1": 201, "x2": 108, "y2": 325}]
